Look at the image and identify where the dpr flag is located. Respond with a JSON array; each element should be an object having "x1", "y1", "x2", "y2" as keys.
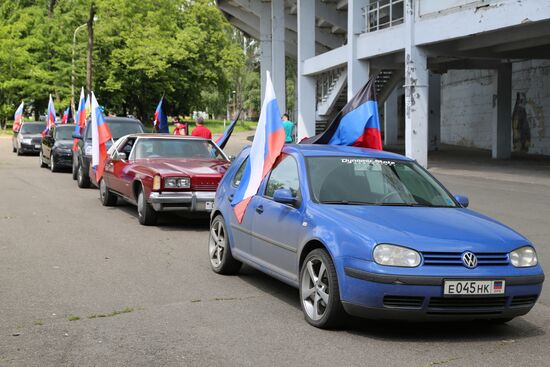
[
  {"x1": 153, "y1": 97, "x2": 169, "y2": 133},
  {"x1": 73, "y1": 88, "x2": 88, "y2": 152},
  {"x1": 215, "y1": 110, "x2": 240, "y2": 150},
  {"x1": 90, "y1": 92, "x2": 112, "y2": 182}
]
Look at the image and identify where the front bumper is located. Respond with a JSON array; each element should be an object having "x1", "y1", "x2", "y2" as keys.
[
  {"x1": 341, "y1": 260, "x2": 544, "y2": 321},
  {"x1": 149, "y1": 191, "x2": 216, "y2": 212},
  {"x1": 20, "y1": 142, "x2": 41, "y2": 154},
  {"x1": 53, "y1": 150, "x2": 73, "y2": 167}
]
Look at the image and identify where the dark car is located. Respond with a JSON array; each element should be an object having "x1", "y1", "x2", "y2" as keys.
[
  {"x1": 39, "y1": 124, "x2": 76, "y2": 172},
  {"x1": 12, "y1": 122, "x2": 46, "y2": 155},
  {"x1": 72, "y1": 117, "x2": 145, "y2": 188}
]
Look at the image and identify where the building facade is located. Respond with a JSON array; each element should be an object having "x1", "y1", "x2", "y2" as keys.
[{"x1": 218, "y1": 0, "x2": 550, "y2": 166}]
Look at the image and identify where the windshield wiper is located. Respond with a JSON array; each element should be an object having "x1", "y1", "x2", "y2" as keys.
[{"x1": 319, "y1": 200, "x2": 373, "y2": 205}]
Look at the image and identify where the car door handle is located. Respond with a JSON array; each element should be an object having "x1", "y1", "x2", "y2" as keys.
[
  {"x1": 255, "y1": 205, "x2": 264, "y2": 214},
  {"x1": 228, "y1": 194, "x2": 234, "y2": 202}
]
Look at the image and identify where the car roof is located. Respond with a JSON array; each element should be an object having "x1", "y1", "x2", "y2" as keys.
[
  {"x1": 104, "y1": 116, "x2": 142, "y2": 124},
  {"x1": 21, "y1": 121, "x2": 45, "y2": 125},
  {"x1": 128, "y1": 134, "x2": 210, "y2": 141},
  {"x1": 283, "y1": 144, "x2": 413, "y2": 161},
  {"x1": 54, "y1": 123, "x2": 76, "y2": 127}
]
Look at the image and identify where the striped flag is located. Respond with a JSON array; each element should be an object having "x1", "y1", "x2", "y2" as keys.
[
  {"x1": 13, "y1": 101, "x2": 24, "y2": 132},
  {"x1": 90, "y1": 92, "x2": 112, "y2": 182},
  {"x1": 215, "y1": 110, "x2": 240, "y2": 150},
  {"x1": 73, "y1": 88, "x2": 88, "y2": 151},
  {"x1": 301, "y1": 76, "x2": 382, "y2": 150},
  {"x1": 61, "y1": 106, "x2": 71, "y2": 124},
  {"x1": 231, "y1": 71, "x2": 285, "y2": 223},
  {"x1": 42, "y1": 95, "x2": 56, "y2": 137},
  {"x1": 153, "y1": 96, "x2": 169, "y2": 133}
]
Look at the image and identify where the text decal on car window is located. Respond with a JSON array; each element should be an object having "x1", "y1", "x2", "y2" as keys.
[{"x1": 341, "y1": 158, "x2": 396, "y2": 166}]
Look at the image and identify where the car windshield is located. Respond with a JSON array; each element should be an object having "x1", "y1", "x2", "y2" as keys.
[
  {"x1": 133, "y1": 138, "x2": 227, "y2": 160},
  {"x1": 55, "y1": 126, "x2": 74, "y2": 140},
  {"x1": 20, "y1": 124, "x2": 45, "y2": 134},
  {"x1": 306, "y1": 156, "x2": 457, "y2": 207},
  {"x1": 86, "y1": 121, "x2": 144, "y2": 140}
]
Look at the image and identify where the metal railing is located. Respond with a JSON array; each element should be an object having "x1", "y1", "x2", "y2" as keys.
[
  {"x1": 364, "y1": 0, "x2": 404, "y2": 33},
  {"x1": 316, "y1": 66, "x2": 346, "y2": 104}
]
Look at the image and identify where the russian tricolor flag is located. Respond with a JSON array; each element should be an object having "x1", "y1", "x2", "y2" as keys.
[
  {"x1": 42, "y1": 95, "x2": 56, "y2": 137},
  {"x1": 302, "y1": 76, "x2": 382, "y2": 150},
  {"x1": 215, "y1": 110, "x2": 240, "y2": 150},
  {"x1": 231, "y1": 71, "x2": 285, "y2": 223},
  {"x1": 90, "y1": 92, "x2": 112, "y2": 182},
  {"x1": 13, "y1": 101, "x2": 24, "y2": 132},
  {"x1": 61, "y1": 106, "x2": 71, "y2": 124},
  {"x1": 73, "y1": 88, "x2": 88, "y2": 152},
  {"x1": 153, "y1": 96, "x2": 169, "y2": 133}
]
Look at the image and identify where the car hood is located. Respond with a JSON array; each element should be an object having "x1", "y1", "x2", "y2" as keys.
[
  {"x1": 21, "y1": 133, "x2": 42, "y2": 139},
  {"x1": 134, "y1": 158, "x2": 229, "y2": 176},
  {"x1": 314, "y1": 205, "x2": 529, "y2": 252},
  {"x1": 55, "y1": 139, "x2": 74, "y2": 149}
]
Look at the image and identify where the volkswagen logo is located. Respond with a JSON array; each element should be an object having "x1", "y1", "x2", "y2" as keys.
[{"x1": 462, "y1": 252, "x2": 478, "y2": 269}]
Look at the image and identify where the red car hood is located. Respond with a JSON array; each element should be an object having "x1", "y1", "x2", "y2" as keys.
[{"x1": 134, "y1": 157, "x2": 229, "y2": 176}]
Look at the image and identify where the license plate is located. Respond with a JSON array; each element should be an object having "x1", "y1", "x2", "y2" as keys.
[
  {"x1": 205, "y1": 201, "x2": 213, "y2": 210},
  {"x1": 444, "y1": 280, "x2": 505, "y2": 296},
  {"x1": 35, "y1": 144, "x2": 40, "y2": 148}
]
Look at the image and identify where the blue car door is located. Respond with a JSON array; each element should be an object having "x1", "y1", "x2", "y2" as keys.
[{"x1": 250, "y1": 154, "x2": 303, "y2": 283}]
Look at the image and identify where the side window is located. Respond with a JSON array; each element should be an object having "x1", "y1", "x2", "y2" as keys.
[
  {"x1": 265, "y1": 155, "x2": 300, "y2": 198},
  {"x1": 119, "y1": 137, "x2": 136, "y2": 156},
  {"x1": 232, "y1": 157, "x2": 248, "y2": 187}
]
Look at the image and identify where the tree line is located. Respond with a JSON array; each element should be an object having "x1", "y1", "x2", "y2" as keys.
[{"x1": 0, "y1": 0, "x2": 263, "y2": 126}]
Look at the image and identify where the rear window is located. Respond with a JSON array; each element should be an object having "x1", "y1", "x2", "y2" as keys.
[
  {"x1": 86, "y1": 120, "x2": 144, "y2": 140},
  {"x1": 20, "y1": 124, "x2": 46, "y2": 134}
]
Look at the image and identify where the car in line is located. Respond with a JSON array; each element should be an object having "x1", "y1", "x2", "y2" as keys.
[
  {"x1": 39, "y1": 124, "x2": 76, "y2": 172},
  {"x1": 72, "y1": 116, "x2": 145, "y2": 188},
  {"x1": 99, "y1": 134, "x2": 230, "y2": 225},
  {"x1": 12, "y1": 122, "x2": 46, "y2": 156},
  {"x1": 209, "y1": 144, "x2": 545, "y2": 328}
]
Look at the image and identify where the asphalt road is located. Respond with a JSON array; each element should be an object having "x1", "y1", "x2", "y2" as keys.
[{"x1": 1, "y1": 136, "x2": 549, "y2": 367}]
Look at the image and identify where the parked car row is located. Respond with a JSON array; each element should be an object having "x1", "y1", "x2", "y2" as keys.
[{"x1": 12, "y1": 121, "x2": 545, "y2": 329}]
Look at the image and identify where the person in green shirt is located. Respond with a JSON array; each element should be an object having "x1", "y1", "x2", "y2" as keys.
[{"x1": 282, "y1": 113, "x2": 295, "y2": 143}]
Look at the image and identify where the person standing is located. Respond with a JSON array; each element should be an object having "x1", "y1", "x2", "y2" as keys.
[
  {"x1": 282, "y1": 113, "x2": 295, "y2": 143},
  {"x1": 191, "y1": 116, "x2": 212, "y2": 139}
]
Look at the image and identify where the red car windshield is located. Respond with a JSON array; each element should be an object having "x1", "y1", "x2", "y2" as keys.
[{"x1": 133, "y1": 138, "x2": 226, "y2": 160}]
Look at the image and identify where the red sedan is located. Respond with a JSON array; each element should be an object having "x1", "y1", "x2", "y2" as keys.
[{"x1": 99, "y1": 134, "x2": 230, "y2": 225}]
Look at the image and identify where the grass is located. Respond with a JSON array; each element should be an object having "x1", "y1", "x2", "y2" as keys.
[
  {"x1": 33, "y1": 320, "x2": 43, "y2": 326},
  {"x1": 67, "y1": 315, "x2": 80, "y2": 321},
  {"x1": 88, "y1": 307, "x2": 134, "y2": 319}
]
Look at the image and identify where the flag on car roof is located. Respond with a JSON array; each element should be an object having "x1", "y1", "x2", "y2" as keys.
[
  {"x1": 13, "y1": 101, "x2": 24, "y2": 132},
  {"x1": 73, "y1": 88, "x2": 88, "y2": 152},
  {"x1": 90, "y1": 92, "x2": 112, "y2": 182},
  {"x1": 61, "y1": 106, "x2": 72, "y2": 124},
  {"x1": 42, "y1": 94, "x2": 56, "y2": 137},
  {"x1": 153, "y1": 96, "x2": 169, "y2": 133},
  {"x1": 301, "y1": 76, "x2": 382, "y2": 150},
  {"x1": 215, "y1": 110, "x2": 240, "y2": 150},
  {"x1": 231, "y1": 71, "x2": 285, "y2": 223}
]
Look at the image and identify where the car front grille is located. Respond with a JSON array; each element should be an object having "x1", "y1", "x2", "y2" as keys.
[
  {"x1": 191, "y1": 183, "x2": 218, "y2": 191},
  {"x1": 510, "y1": 295, "x2": 538, "y2": 307},
  {"x1": 421, "y1": 252, "x2": 509, "y2": 266},
  {"x1": 383, "y1": 295, "x2": 424, "y2": 308},
  {"x1": 427, "y1": 296, "x2": 507, "y2": 314},
  {"x1": 31, "y1": 137, "x2": 42, "y2": 144}
]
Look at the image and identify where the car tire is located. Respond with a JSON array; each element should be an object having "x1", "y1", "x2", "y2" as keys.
[
  {"x1": 99, "y1": 179, "x2": 117, "y2": 206},
  {"x1": 16, "y1": 148, "x2": 22, "y2": 156},
  {"x1": 72, "y1": 156, "x2": 78, "y2": 180},
  {"x1": 209, "y1": 215, "x2": 241, "y2": 275},
  {"x1": 50, "y1": 154, "x2": 58, "y2": 172},
  {"x1": 137, "y1": 188, "x2": 157, "y2": 226},
  {"x1": 299, "y1": 248, "x2": 345, "y2": 329},
  {"x1": 39, "y1": 151, "x2": 47, "y2": 168},
  {"x1": 77, "y1": 160, "x2": 91, "y2": 188}
]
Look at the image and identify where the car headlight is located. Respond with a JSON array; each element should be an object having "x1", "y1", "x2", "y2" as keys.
[
  {"x1": 164, "y1": 177, "x2": 190, "y2": 189},
  {"x1": 21, "y1": 138, "x2": 32, "y2": 144},
  {"x1": 373, "y1": 244, "x2": 421, "y2": 267},
  {"x1": 84, "y1": 145, "x2": 92, "y2": 156},
  {"x1": 510, "y1": 246, "x2": 538, "y2": 267}
]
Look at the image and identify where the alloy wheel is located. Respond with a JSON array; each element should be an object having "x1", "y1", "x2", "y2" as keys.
[
  {"x1": 209, "y1": 220, "x2": 226, "y2": 268},
  {"x1": 301, "y1": 257, "x2": 330, "y2": 321}
]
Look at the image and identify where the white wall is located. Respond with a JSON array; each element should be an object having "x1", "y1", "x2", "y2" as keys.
[{"x1": 440, "y1": 60, "x2": 550, "y2": 156}]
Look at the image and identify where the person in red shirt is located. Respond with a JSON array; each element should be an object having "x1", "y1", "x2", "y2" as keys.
[{"x1": 191, "y1": 116, "x2": 212, "y2": 139}]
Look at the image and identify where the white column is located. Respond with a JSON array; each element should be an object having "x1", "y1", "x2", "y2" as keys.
[
  {"x1": 272, "y1": 0, "x2": 286, "y2": 113},
  {"x1": 428, "y1": 72, "x2": 441, "y2": 151},
  {"x1": 492, "y1": 63, "x2": 512, "y2": 159},
  {"x1": 297, "y1": 0, "x2": 316, "y2": 140},
  {"x1": 347, "y1": 0, "x2": 369, "y2": 100},
  {"x1": 260, "y1": 2, "x2": 272, "y2": 104},
  {"x1": 404, "y1": 0, "x2": 429, "y2": 167},
  {"x1": 384, "y1": 87, "x2": 399, "y2": 146}
]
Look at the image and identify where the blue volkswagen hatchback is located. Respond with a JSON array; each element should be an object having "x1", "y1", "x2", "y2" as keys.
[{"x1": 209, "y1": 145, "x2": 544, "y2": 328}]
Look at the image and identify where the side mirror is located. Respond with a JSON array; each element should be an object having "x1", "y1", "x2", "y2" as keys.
[
  {"x1": 229, "y1": 155, "x2": 236, "y2": 162},
  {"x1": 454, "y1": 195, "x2": 469, "y2": 208},
  {"x1": 72, "y1": 132, "x2": 82, "y2": 139},
  {"x1": 273, "y1": 188, "x2": 296, "y2": 205},
  {"x1": 113, "y1": 151, "x2": 127, "y2": 161}
]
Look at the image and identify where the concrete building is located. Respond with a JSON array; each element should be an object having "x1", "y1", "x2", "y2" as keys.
[{"x1": 218, "y1": 0, "x2": 550, "y2": 166}]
